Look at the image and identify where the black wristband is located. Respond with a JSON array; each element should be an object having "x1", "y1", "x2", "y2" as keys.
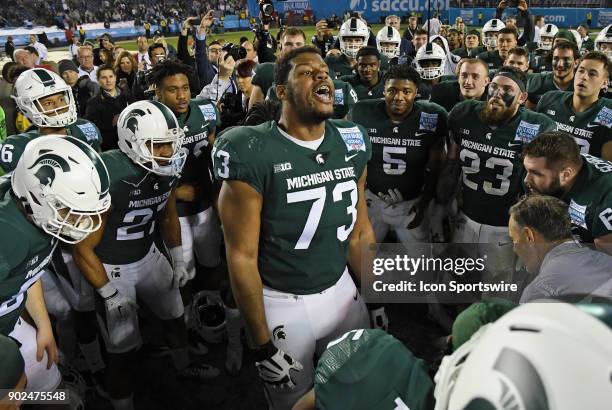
[{"x1": 254, "y1": 340, "x2": 276, "y2": 362}]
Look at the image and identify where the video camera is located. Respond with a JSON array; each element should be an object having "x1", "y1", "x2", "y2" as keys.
[
  {"x1": 222, "y1": 43, "x2": 247, "y2": 61},
  {"x1": 259, "y1": 0, "x2": 274, "y2": 24}
]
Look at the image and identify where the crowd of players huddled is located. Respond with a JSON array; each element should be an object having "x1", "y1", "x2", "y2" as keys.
[{"x1": 0, "y1": 1, "x2": 612, "y2": 409}]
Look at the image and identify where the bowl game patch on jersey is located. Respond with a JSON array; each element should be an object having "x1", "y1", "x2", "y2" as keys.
[
  {"x1": 569, "y1": 199, "x2": 588, "y2": 230},
  {"x1": 594, "y1": 106, "x2": 612, "y2": 128},
  {"x1": 338, "y1": 126, "x2": 366, "y2": 152},
  {"x1": 418, "y1": 112, "x2": 439, "y2": 132},
  {"x1": 514, "y1": 120, "x2": 541, "y2": 143},
  {"x1": 76, "y1": 122, "x2": 99, "y2": 142},
  {"x1": 198, "y1": 103, "x2": 217, "y2": 121}
]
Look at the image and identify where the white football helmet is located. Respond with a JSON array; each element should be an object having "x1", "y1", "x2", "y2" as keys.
[
  {"x1": 538, "y1": 23, "x2": 558, "y2": 51},
  {"x1": 376, "y1": 25, "x2": 401, "y2": 59},
  {"x1": 192, "y1": 291, "x2": 226, "y2": 344},
  {"x1": 482, "y1": 19, "x2": 505, "y2": 48},
  {"x1": 12, "y1": 68, "x2": 77, "y2": 128},
  {"x1": 339, "y1": 17, "x2": 370, "y2": 59},
  {"x1": 11, "y1": 136, "x2": 111, "y2": 244},
  {"x1": 595, "y1": 24, "x2": 612, "y2": 58},
  {"x1": 414, "y1": 42, "x2": 446, "y2": 80},
  {"x1": 117, "y1": 100, "x2": 186, "y2": 177},
  {"x1": 434, "y1": 302, "x2": 612, "y2": 410}
]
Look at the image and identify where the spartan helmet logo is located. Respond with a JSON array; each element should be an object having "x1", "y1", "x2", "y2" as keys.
[
  {"x1": 316, "y1": 153, "x2": 325, "y2": 165},
  {"x1": 272, "y1": 325, "x2": 286, "y2": 340},
  {"x1": 486, "y1": 132, "x2": 492, "y2": 140},
  {"x1": 122, "y1": 108, "x2": 147, "y2": 137},
  {"x1": 393, "y1": 126, "x2": 399, "y2": 133},
  {"x1": 28, "y1": 150, "x2": 71, "y2": 187}
]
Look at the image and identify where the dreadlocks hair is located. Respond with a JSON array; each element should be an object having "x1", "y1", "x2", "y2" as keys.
[{"x1": 148, "y1": 59, "x2": 194, "y2": 87}]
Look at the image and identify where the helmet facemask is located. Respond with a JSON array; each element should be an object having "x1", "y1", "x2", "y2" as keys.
[
  {"x1": 379, "y1": 42, "x2": 400, "y2": 59},
  {"x1": 39, "y1": 195, "x2": 108, "y2": 244},
  {"x1": 538, "y1": 36, "x2": 555, "y2": 51},
  {"x1": 341, "y1": 37, "x2": 366, "y2": 59},
  {"x1": 483, "y1": 33, "x2": 499, "y2": 48},
  {"x1": 130, "y1": 126, "x2": 187, "y2": 177}
]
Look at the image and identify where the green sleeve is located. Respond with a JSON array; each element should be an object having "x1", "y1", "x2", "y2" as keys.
[
  {"x1": 593, "y1": 193, "x2": 612, "y2": 239},
  {"x1": 0, "y1": 107, "x2": 6, "y2": 142},
  {"x1": 0, "y1": 134, "x2": 28, "y2": 173},
  {"x1": 212, "y1": 126, "x2": 268, "y2": 193}
]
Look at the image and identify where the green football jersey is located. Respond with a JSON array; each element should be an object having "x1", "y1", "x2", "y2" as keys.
[
  {"x1": 315, "y1": 329, "x2": 435, "y2": 410},
  {"x1": 0, "y1": 181, "x2": 56, "y2": 335},
  {"x1": 176, "y1": 98, "x2": 221, "y2": 215},
  {"x1": 265, "y1": 79, "x2": 358, "y2": 119},
  {"x1": 339, "y1": 73, "x2": 385, "y2": 100},
  {"x1": 96, "y1": 150, "x2": 177, "y2": 265},
  {"x1": 325, "y1": 54, "x2": 389, "y2": 80},
  {"x1": 527, "y1": 72, "x2": 574, "y2": 105},
  {"x1": 562, "y1": 155, "x2": 612, "y2": 243},
  {"x1": 0, "y1": 118, "x2": 102, "y2": 173},
  {"x1": 430, "y1": 80, "x2": 488, "y2": 114},
  {"x1": 349, "y1": 99, "x2": 447, "y2": 200},
  {"x1": 537, "y1": 91, "x2": 612, "y2": 158},
  {"x1": 213, "y1": 120, "x2": 371, "y2": 294},
  {"x1": 449, "y1": 100, "x2": 556, "y2": 226},
  {"x1": 476, "y1": 50, "x2": 504, "y2": 70}
]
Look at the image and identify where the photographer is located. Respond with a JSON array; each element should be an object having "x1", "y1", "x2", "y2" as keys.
[
  {"x1": 312, "y1": 19, "x2": 337, "y2": 56},
  {"x1": 253, "y1": 22, "x2": 277, "y2": 64},
  {"x1": 194, "y1": 11, "x2": 221, "y2": 88}
]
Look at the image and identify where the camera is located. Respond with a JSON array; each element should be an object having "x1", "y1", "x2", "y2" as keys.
[
  {"x1": 222, "y1": 43, "x2": 247, "y2": 61},
  {"x1": 259, "y1": 0, "x2": 274, "y2": 24},
  {"x1": 154, "y1": 53, "x2": 166, "y2": 63}
]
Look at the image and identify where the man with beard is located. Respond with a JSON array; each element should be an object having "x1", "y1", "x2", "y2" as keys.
[
  {"x1": 340, "y1": 46, "x2": 385, "y2": 100},
  {"x1": 348, "y1": 64, "x2": 447, "y2": 245},
  {"x1": 536, "y1": 52, "x2": 612, "y2": 160},
  {"x1": 438, "y1": 67, "x2": 555, "y2": 279},
  {"x1": 213, "y1": 46, "x2": 376, "y2": 409},
  {"x1": 522, "y1": 131, "x2": 612, "y2": 254},
  {"x1": 477, "y1": 27, "x2": 518, "y2": 70},
  {"x1": 431, "y1": 59, "x2": 490, "y2": 113},
  {"x1": 525, "y1": 42, "x2": 579, "y2": 109}
]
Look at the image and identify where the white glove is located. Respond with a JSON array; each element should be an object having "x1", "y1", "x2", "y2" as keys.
[
  {"x1": 255, "y1": 344, "x2": 304, "y2": 389},
  {"x1": 369, "y1": 307, "x2": 389, "y2": 332},
  {"x1": 97, "y1": 282, "x2": 137, "y2": 322},
  {"x1": 377, "y1": 188, "x2": 404, "y2": 207},
  {"x1": 170, "y1": 246, "x2": 189, "y2": 288}
]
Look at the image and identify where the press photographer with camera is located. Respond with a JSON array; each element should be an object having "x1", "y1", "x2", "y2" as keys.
[
  {"x1": 253, "y1": 0, "x2": 278, "y2": 63},
  {"x1": 194, "y1": 10, "x2": 224, "y2": 88},
  {"x1": 131, "y1": 42, "x2": 167, "y2": 100}
]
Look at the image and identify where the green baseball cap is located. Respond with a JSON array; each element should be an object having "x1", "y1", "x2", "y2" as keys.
[{"x1": 315, "y1": 329, "x2": 434, "y2": 410}]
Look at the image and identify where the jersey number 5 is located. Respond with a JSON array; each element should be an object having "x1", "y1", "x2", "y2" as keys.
[{"x1": 287, "y1": 180, "x2": 358, "y2": 250}]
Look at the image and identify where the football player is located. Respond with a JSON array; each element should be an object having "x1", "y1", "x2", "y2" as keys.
[
  {"x1": 438, "y1": 67, "x2": 555, "y2": 280},
  {"x1": 2, "y1": 67, "x2": 108, "y2": 381},
  {"x1": 431, "y1": 58, "x2": 490, "y2": 113},
  {"x1": 72, "y1": 101, "x2": 218, "y2": 410},
  {"x1": 503, "y1": 47, "x2": 530, "y2": 73},
  {"x1": 349, "y1": 64, "x2": 447, "y2": 245},
  {"x1": 525, "y1": 41, "x2": 579, "y2": 109},
  {"x1": 594, "y1": 24, "x2": 612, "y2": 59},
  {"x1": 150, "y1": 60, "x2": 244, "y2": 373},
  {"x1": 434, "y1": 303, "x2": 612, "y2": 410},
  {"x1": 214, "y1": 46, "x2": 375, "y2": 409},
  {"x1": 523, "y1": 131, "x2": 612, "y2": 254},
  {"x1": 413, "y1": 43, "x2": 447, "y2": 97},
  {"x1": 529, "y1": 23, "x2": 558, "y2": 73},
  {"x1": 266, "y1": 77, "x2": 358, "y2": 120},
  {"x1": 1, "y1": 136, "x2": 110, "y2": 393},
  {"x1": 249, "y1": 28, "x2": 307, "y2": 109},
  {"x1": 375, "y1": 25, "x2": 403, "y2": 62},
  {"x1": 481, "y1": 19, "x2": 505, "y2": 53},
  {"x1": 452, "y1": 29, "x2": 484, "y2": 59},
  {"x1": 340, "y1": 46, "x2": 385, "y2": 100},
  {"x1": 476, "y1": 27, "x2": 518, "y2": 70},
  {"x1": 0, "y1": 68, "x2": 102, "y2": 174},
  {"x1": 292, "y1": 329, "x2": 435, "y2": 410},
  {"x1": 536, "y1": 52, "x2": 611, "y2": 160},
  {"x1": 326, "y1": 17, "x2": 370, "y2": 78}
]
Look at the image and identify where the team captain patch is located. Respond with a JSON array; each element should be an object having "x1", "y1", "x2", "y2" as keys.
[
  {"x1": 338, "y1": 126, "x2": 366, "y2": 152},
  {"x1": 514, "y1": 120, "x2": 541, "y2": 143},
  {"x1": 199, "y1": 104, "x2": 217, "y2": 121},
  {"x1": 418, "y1": 112, "x2": 438, "y2": 132},
  {"x1": 76, "y1": 122, "x2": 98, "y2": 142}
]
